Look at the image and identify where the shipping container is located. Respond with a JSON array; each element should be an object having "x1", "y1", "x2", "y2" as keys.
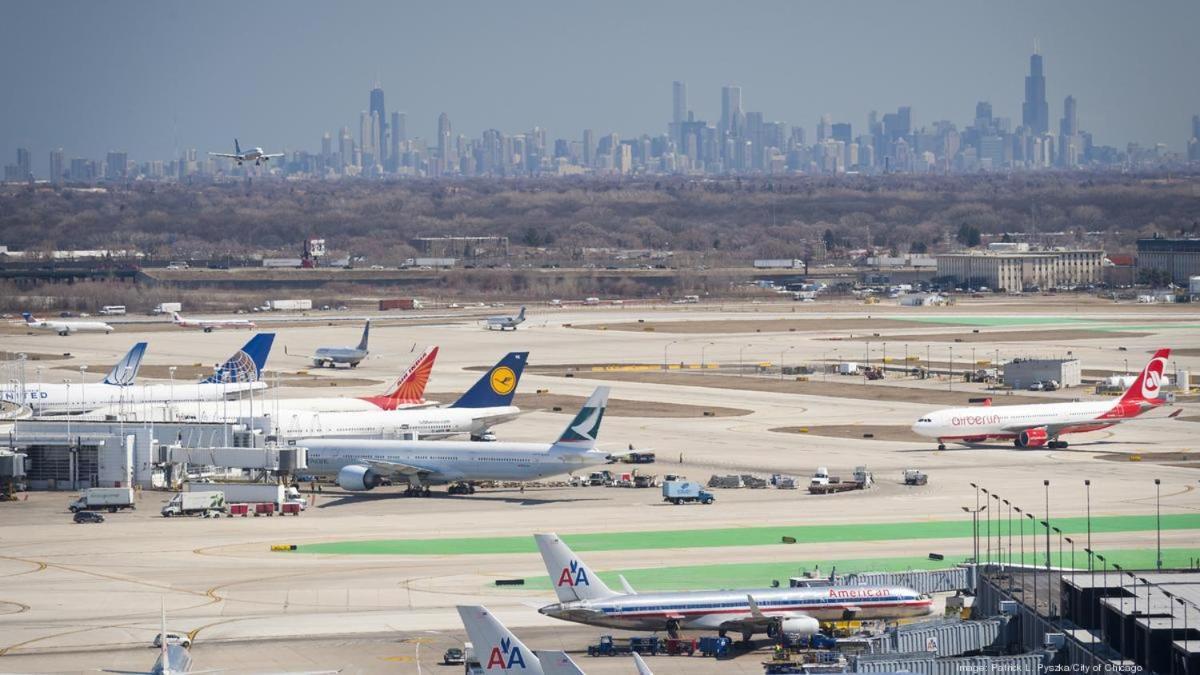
[
  {"x1": 267, "y1": 299, "x2": 313, "y2": 311},
  {"x1": 379, "y1": 298, "x2": 422, "y2": 311}
]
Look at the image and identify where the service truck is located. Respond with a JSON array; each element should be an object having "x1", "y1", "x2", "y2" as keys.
[
  {"x1": 662, "y1": 481, "x2": 715, "y2": 505},
  {"x1": 193, "y1": 483, "x2": 306, "y2": 511},
  {"x1": 152, "y1": 302, "x2": 183, "y2": 315},
  {"x1": 266, "y1": 299, "x2": 313, "y2": 311},
  {"x1": 161, "y1": 490, "x2": 226, "y2": 517},
  {"x1": 69, "y1": 487, "x2": 135, "y2": 513}
]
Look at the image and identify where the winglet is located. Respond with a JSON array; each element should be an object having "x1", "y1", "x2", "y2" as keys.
[
  {"x1": 450, "y1": 352, "x2": 527, "y2": 408},
  {"x1": 103, "y1": 342, "x2": 147, "y2": 386},
  {"x1": 619, "y1": 574, "x2": 637, "y2": 595}
]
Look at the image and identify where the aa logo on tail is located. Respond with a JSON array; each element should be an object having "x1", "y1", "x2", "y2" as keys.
[
  {"x1": 487, "y1": 637, "x2": 527, "y2": 669},
  {"x1": 490, "y1": 366, "x2": 516, "y2": 395},
  {"x1": 557, "y1": 560, "x2": 589, "y2": 587}
]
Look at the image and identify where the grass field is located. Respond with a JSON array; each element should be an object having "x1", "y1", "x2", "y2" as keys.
[{"x1": 296, "y1": 513, "x2": 1200, "y2": 556}]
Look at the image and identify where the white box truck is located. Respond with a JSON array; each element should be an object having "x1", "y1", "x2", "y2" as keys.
[
  {"x1": 69, "y1": 487, "x2": 135, "y2": 513},
  {"x1": 266, "y1": 299, "x2": 313, "y2": 311},
  {"x1": 153, "y1": 302, "x2": 183, "y2": 315},
  {"x1": 200, "y1": 483, "x2": 306, "y2": 509},
  {"x1": 161, "y1": 491, "x2": 226, "y2": 517}
]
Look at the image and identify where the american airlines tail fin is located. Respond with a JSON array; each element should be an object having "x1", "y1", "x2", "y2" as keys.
[
  {"x1": 534, "y1": 533, "x2": 616, "y2": 603},
  {"x1": 451, "y1": 352, "x2": 528, "y2": 408},
  {"x1": 363, "y1": 346, "x2": 438, "y2": 409},
  {"x1": 103, "y1": 342, "x2": 147, "y2": 386},
  {"x1": 534, "y1": 651, "x2": 585, "y2": 675},
  {"x1": 171, "y1": 312, "x2": 183, "y2": 324},
  {"x1": 456, "y1": 605, "x2": 544, "y2": 675},
  {"x1": 200, "y1": 333, "x2": 274, "y2": 384},
  {"x1": 356, "y1": 320, "x2": 370, "y2": 352},
  {"x1": 549, "y1": 387, "x2": 609, "y2": 453},
  {"x1": 1118, "y1": 348, "x2": 1171, "y2": 405}
]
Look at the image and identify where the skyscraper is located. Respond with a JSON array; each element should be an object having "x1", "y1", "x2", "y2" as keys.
[
  {"x1": 720, "y1": 85, "x2": 742, "y2": 137},
  {"x1": 1190, "y1": 115, "x2": 1200, "y2": 162},
  {"x1": 582, "y1": 128, "x2": 594, "y2": 167},
  {"x1": 49, "y1": 148, "x2": 64, "y2": 184},
  {"x1": 369, "y1": 84, "x2": 387, "y2": 167},
  {"x1": 1060, "y1": 95, "x2": 1077, "y2": 137},
  {"x1": 105, "y1": 151, "x2": 127, "y2": 180},
  {"x1": 437, "y1": 112, "x2": 453, "y2": 171},
  {"x1": 672, "y1": 81, "x2": 688, "y2": 125},
  {"x1": 17, "y1": 148, "x2": 32, "y2": 180},
  {"x1": 1023, "y1": 52, "x2": 1049, "y2": 134}
]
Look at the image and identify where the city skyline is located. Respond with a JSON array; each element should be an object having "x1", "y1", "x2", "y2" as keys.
[{"x1": 3, "y1": 0, "x2": 1200, "y2": 177}]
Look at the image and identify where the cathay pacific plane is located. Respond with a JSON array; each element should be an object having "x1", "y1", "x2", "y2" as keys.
[
  {"x1": 303, "y1": 386, "x2": 611, "y2": 496},
  {"x1": 6, "y1": 335, "x2": 273, "y2": 414},
  {"x1": 535, "y1": 534, "x2": 931, "y2": 642},
  {"x1": 913, "y1": 348, "x2": 1179, "y2": 449}
]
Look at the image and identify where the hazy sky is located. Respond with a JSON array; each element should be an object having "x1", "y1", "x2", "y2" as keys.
[{"x1": 3, "y1": 0, "x2": 1199, "y2": 174}]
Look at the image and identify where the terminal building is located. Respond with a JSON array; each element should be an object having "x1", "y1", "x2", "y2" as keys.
[
  {"x1": 1002, "y1": 358, "x2": 1083, "y2": 390},
  {"x1": 1137, "y1": 236, "x2": 1200, "y2": 285},
  {"x1": 936, "y1": 250, "x2": 1104, "y2": 292}
]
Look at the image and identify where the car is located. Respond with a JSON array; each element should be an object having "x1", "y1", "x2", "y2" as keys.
[
  {"x1": 73, "y1": 511, "x2": 105, "y2": 524},
  {"x1": 1028, "y1": 381, "x2": 1045, "y2": 391},
  {"x1": 443, "y1": 647, "x2": 465, "y2": 665},
  {"x1": 153, "y1": 633, "x2": 191, "y2": 648}
]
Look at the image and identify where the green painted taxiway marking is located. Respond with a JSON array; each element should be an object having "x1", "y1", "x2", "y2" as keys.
[
  {"x1": 295, "y1": 513, "x2": 1200, "y2": 556},
  {"x1": 512, "y1": 547, "x2": 1200, "y2": 592}
]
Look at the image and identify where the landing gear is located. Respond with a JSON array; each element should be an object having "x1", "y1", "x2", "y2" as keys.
[
  {"x1": 937, "y1": 443, "x2": 946, "y2": 450},
  {"x1": 403, "y1": 486, "x2": 432, "y2": 497},
  {"x1": 1049, "y1": 440, "x2": 1069, "y2": 449},
  {"x1": 666, "y1": 619, "x2": 680, "y2": 639},
  {"x1": 447, "y1": 483, "x2": 476, "y2": 496}
]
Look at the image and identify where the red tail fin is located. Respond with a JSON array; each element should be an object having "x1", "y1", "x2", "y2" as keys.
[
  {"x1": 1119, "y1": 348, "x2": 1170, "y2": 404},
  {"x1": 360, "y1": 346, "x2": 438, "y2": 410}
]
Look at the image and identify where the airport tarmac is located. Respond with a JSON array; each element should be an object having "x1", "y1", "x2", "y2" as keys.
[{"x1": 2, "y1": 297, "x2": 1199, "y2": 674}]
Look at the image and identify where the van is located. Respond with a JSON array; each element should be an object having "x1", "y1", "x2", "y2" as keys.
[{"x1": 99, "y1": 305, "x2": 126, "y2": 316}]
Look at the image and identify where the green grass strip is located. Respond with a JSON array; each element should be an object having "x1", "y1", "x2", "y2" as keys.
[{"x1": 296, "y1": 513, "x2": 1200, "y2": 556}]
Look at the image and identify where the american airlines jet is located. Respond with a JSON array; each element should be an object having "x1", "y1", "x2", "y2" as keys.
[
  {"x1": 534, "y1": 534, "x2": 931, "y2": 642},
  {"x1": 456, "y1": 605, "x2": 593, "y2": 675},
  {"x1": 912, "y1": 348, "x2": 1178, "y2": 450}
]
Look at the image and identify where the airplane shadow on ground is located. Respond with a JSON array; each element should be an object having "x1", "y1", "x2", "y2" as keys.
[{"x1": 313, "y1": 492, "x2": 608, "y2": 507}]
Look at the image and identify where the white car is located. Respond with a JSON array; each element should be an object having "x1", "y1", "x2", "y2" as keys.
[{"x1": 153, "y1": 633, "x2": 191, "y2": 648}]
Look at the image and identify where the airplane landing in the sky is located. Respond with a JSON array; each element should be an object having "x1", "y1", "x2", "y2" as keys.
[{"x1": 208, "y1": 139, "x2": 283, "y2": 166}]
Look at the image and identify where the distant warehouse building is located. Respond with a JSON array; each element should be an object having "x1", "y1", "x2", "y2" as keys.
[
  {"x1": 1002, "y1": 358, "x2": 1082, "y2": 390},
  {"x1": 935, "y1": 250, "x2": 1103, "y2": 292},
  {"x1": 1136, "y1": 237, "x2": 1200, "y2": 284}
]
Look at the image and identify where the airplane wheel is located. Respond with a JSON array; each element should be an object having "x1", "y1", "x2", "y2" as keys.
[
  {"x1": 204, "y1": 327, "x2": 213, "y2": 333},
  {"x1": 350, "y1": 363, "x2": 358, "y2": 368},
  {"x1": 937, "y1": 443, "x2": 946, "y2": 450}
]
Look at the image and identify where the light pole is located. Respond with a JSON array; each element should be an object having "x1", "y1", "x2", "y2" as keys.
[
  {"x1": 1155, "y1": 478, "x2": 1162, "y2": 571},
  {"x1": 982, "y1": 488, "x2": 992, "y2": 564},
  {"x1": 663, "y1": 340, "x2": 679, "y2": 370},
  {"x1": 1085, "y1": 479, "x2": 1092, "y2": 571},
  {"x1": 1044, "y1": 479, "x2": 1052, "y2": 571},
  {"x1": 1097, "y1": 554, "x2": 1108, "y2": 640},
  {"x1": 1003, "y1": 499, "x2": 1013, "y2": 568},
  {"x1": 993, "y1": 492, "x2": 1003, "y2": 567},
  {"x1": 169, "y1": 366, "x2": 177, "y2": 407},
  {"x1": 948, "y1": 345, "x2": 954, "y2": 392},
  {"x1": 962, "y1": 504, "x2": 985, "y2": 566},
  {"x1": 1065, "y1": 536, "x2": 1076, "y2": 618},
  {"x1": 78, "y1": 365, "x2": 87, "y2": 413},
  {"x1": 700, "y1": 342, "x2": 714, "y2": 369},
  {"x1": 780, "y1": 345, "x2": 795, "y2": 381},
  {"x1": 1027, "y1": 512, "x2": 1038, "y2": 611}
]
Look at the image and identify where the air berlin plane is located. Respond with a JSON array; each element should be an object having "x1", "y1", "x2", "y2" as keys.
[{"x1": 912, "y1": 348, "x2": 1179, "y2": 450}]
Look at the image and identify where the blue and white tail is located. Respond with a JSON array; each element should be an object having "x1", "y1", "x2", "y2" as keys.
[
  {"x1": 534, "y1": 533, "x2": 616, "y2": 603},
  {"x1": 234, "y1": 138, "x2": 241, "y2": 154},
  {"x1": 200, "y1": 333, "x2": 274, "y2": 383},
  {"x1": 517, "y1": 306, "x2": 526, "y2": 321},
  {"x1": 21, "y1": 312, "x2": 36, "y2": 324},
  {"x1": 451, "y1": 352, "x2": 528, "y2": 408},
  {"x1": 549, "y1": 387, "x2": 609, "y2": 453},
  {"x1": 103, "y1": 342, "x2": 147, "y2": 386},
  {"x1": 456, "y1": 605, "x2": 544, "y2": 675}
]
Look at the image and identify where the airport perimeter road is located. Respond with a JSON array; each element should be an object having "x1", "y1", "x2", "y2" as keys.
[{"x1": 1, "y1": 298, "x2": 1198, "y2": 673}]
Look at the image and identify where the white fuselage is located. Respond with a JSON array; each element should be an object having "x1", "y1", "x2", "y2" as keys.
[
  {"x1": 176, "y1": 319, "x2": 254, "y2": 330},
  {"x1": 912, "y1": 399, "x2": 1122, "y2": 441},
  {"x1": 303, "y1": 438, "x2": 610, "y2": 483},
  {"x1": 28, "y1": 320, "x2": 112, "y2": 334},
  {"x1": 3, "y1": 381, "x2": 266, "y2": 415},
  {"x1": 541, "y1": 586, "x2": 932, "y2": 633}
]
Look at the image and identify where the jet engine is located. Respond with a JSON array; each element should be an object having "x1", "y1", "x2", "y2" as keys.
[
  {"x1": 768, "y1": 616, "x2": 820, "y2": 637},
  {"x1": 337, "y1": 464, "x2": 385, "y2": 491},
  {"x1": 1017, "y1": 427, "x2": 1049, "y2": 448}
]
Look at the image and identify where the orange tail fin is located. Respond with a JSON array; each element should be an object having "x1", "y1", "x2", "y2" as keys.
[{"x1": 361, "y1": 346, "x2": 438, "y2": 410}]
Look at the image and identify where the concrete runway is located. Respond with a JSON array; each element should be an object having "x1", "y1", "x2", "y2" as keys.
[{"x1": 2, "y1": 297, "x2": 1199, "y2": 673}]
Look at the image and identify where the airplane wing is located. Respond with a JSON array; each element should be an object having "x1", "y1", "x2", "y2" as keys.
[
  {"x1": 262, "y1": 153, "x2": 285, "y2": 159},
  {"x1": 357, "y1": 457, "x2": 430, "y2": 477},
  {"x1": 208, "y1": 152, "x2": 240, "y2": 158}
]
